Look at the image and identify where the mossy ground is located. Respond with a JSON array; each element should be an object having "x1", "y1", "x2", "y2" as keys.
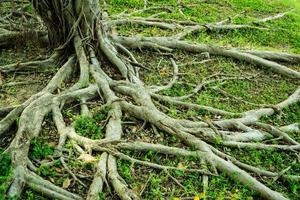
[{"x1": 1, "y1": 0, "x2": 300, "y2": 199}]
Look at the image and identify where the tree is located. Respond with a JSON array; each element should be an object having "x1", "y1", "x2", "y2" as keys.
[{"x1": 0, "y1": 0, "x2": 300, "y2": 200}]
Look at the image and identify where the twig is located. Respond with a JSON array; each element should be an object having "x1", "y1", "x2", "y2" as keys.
[
  {"x1": 60, "y1": 157, "x2": 87, "y2": 188},
  {"x1": 139, "y1": 173, "x2": 153, "y2": 196}
]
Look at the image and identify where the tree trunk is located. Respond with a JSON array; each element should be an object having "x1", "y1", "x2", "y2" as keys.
[{"x1": 32, "y1": 0, "x2": 100, "y2": 49}]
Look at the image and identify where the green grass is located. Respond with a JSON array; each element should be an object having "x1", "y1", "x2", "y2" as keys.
[
  {"x1": 107, "y1": 0, "x2": 300, "y2": 53},
  {"x1": 115, "y1": 146, "x2": 300, "y2": 199},
  {"x1": 105, "y1": 0, "x2": 300, "y2": 199},
  {"x1": 116, "y1": 155, "x2": 257, "y2": 199},
  {"x1": 197, "y1": 0, "x2": 300, "y2": 53},
  {"x1": 74, "y1": 116, "x2": 104, "y2": 139},
  {"x1": 29, "y1": 139, "x2": 54, "y2": 160},
  {"x1": 117, "y1": 160, "x2": 134, "y2": 183},
  {"x1": 22, "y1": 190, "x2": 47, "y2": 200},
  {"x1": 0, "y1": 150, "x2": 12, "y2": 200},
  {"x1": 73, "y1": 107, "x2": 109, "y2": 139},
  {"x1": 262, "y1": 102, "x2": 300, "y2": 126},
  {"x1": 226, "y1": 148, "x2": 300, "y2": 199}
]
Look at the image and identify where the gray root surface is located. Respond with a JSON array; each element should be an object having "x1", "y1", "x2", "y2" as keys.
[{"x1": 1, "y1": 1, "x2": 299, "y2": 200}]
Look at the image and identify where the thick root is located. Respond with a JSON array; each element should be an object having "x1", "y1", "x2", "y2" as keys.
[
  {"x1": 112, "y1": 36, "x2": 300, "y2": 79},
  {"x1": 1, "y1": 1, "x2": 299, "y2": 200}
]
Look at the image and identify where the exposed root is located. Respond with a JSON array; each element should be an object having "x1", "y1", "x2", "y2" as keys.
[
  {"x1": 0, "y1": 53, "x2": 59, "y2": 73},
  {"x1": 1, "y1": 1, "x2": 300, "y2": 200},
  {"x1": 87, "y1": 152, "x2": 108, "y2": 200},
  {"x1": 0, "y1": 29, "x2": 47, "y2": 48},
  {"x1": 281, "y1": 123, "x2": 300, "y2": 133},
  {"x1": 25, "y1": 171, "x2": 83, "y2": 200},
  {"x1": 0, "y1": 56, "x2": 75, "y2": 136},
  {"x1": 222, "y1": 141, "x2": 300, "y2": 151},
  {"x1": 106, "y1": 19, "x2": 179, "y2": 30},
  {"x1": 241, "y1": 50, "x2": 300, "y2": 63},
  {"x1": 112, "y1": 36, "x2": 300, "y2": 79}
]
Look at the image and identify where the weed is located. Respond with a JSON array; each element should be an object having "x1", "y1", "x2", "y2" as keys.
[
  {"x1": 99, "y1": 192, "x2": 106, "y2": 200},
  {"x1": 22, "y1": 189, "x2": 47, "y2": 200},
  {"x1": 73, "y1": 107, "x2": 109, "y2": 139},
  {"x1": 29, "y1": 139, "x2": 54, "y2": 160},
  {"x1": 117, "y1": 160, "x2": 133, "y2": 183},
  {"x1": 74, "y1": 116, "x2": 104, "y2": 139},
  {"x1": 37, "y1": 164, "x2": 58, "y2": 177},
  {"x1": 0, "y1": 150, "x2": 12, "y2": 200}
]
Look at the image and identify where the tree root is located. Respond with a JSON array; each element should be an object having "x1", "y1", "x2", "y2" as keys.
[
  {"x1": 112, "y1": 36, "x2": 300, "y2": 79},
  {"x1": 0, "y1": 28, "x2": 47, "y2": 48},
  {"x1": 0, "y1": 52, "x2": 60, "y2": 73},
  {"x1": 1, "y1": 1, "x2": 300, "y2": 200}
]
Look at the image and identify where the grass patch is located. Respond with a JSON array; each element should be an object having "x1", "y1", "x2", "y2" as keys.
[
  {"x1": 224, "y1": 147, "x2": 300, "y2": 199},
  {"x1": 29, "y1": 139, "x2": 54, "y2": 160},
  {"x1": 73, "y1": 106, "x2": 110, "y2": 139},
  {"x1": 74, "y1": 116, "x2": 104, "y2": 139},
  {"x1": 0, "y1": 150, "x2": 12, "y2": 200}
]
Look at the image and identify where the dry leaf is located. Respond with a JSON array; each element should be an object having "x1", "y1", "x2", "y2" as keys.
[
  {"x1": 159, "y1": 68, "x2": 168, "y2": 76},
  {"x1": 177, "y1": 162, "x2": 186, "y2": 170},
  {"x1": 110, "y1": 27, "x2": 118, "y2": 36},
  {"x1": 132, "y1": 126, "x2": 138, "y2": 133},
  {"x1": 62, "y1": 178, "x2": 71, "y2": 189},
  {"x1": 48, "y1": 142, "x2": 57, "y2": 147},
  {"x1": 131, "y1": 184, "x2": 142, "y2": 195},
  {"x1": 78, "y1": 153, "x2": 96, "y2": 163},
  {"x1": 55, "y1": 168, "x2": 62, "y2": 173},
  {"x1": 198, "y1": 192, "x2": 207, "y2": 200}
]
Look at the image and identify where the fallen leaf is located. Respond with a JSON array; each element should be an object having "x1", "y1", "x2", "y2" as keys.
[
  {"x1": 62, "y1": 178, "x2": 71, "y2": 189},
  {"x1": 78, "y1": 153, "x2": 96, "y2": 163},
  {"x1": 194, "y1": 195, "x2": 200, "y2": 200},
  {"x1": 132, "y1": 126, "x2": 138, "y2": 133},
  {"x1": 111, "y1": 27, "x2": 118, "y2": 36},
  {"x1": 131, "y1": 184, "x2": 143, "y2": 195},
  {"x1": 48, "y1": 142, "x2": 57, "y2": 147},
  {"x1": 177, "y1": 162, "x2": 187, "y2": 170},
  {"x1": 55, "y1": 168, "x2": 62, "y2": 173},
  {"x1": 198, "y1": 192, "x2": 207, "y2": 200}
]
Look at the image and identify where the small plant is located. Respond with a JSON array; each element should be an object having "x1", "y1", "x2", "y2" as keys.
[
  {"x1": 37, "y1": 164, "x2": 58, "y2": 177},
  {"x1": 117, "y1": 160, "x2": 133, "y2": 182},
  {"x1": 148, "y1": 175, "x2": 164, "y2": 199},
  {"x1": 94, "y1": 106, "x2": 110, "y2": 121},
  {"x1": 23, "y1": 189, "x2": 47, "y2": 200},
  {"x1": 29, "y1": 139, "x2": 54, "y2": 160},
  {"x1": 0, "y1": 150, "x2": 12, "y2": 200},
  {"x1": 74, "y1": 116, "x2": 103, "y2": 139},
  {"x1": 98, "y1": 192, "x2": 106, "y2": 200},
  {"x1": 73, "y1": 106, "x2": 109, "y2": 139},
  {"x1": 162, "y1": 83, "x2": 191, "y2": 97}
]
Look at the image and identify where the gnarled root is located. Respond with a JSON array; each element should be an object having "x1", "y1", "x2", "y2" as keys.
[{"x1": 1, "y1": 1, "x2": 300, "y2": 200}]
